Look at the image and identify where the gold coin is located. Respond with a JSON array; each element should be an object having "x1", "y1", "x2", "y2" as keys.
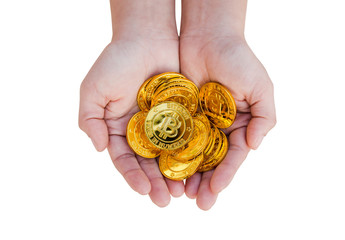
[
  {"x1": 145, "y1": 72, "x2": 186, "y2": 107},
  {"x1": 159, "y1": 151, "x2": 203, "y2": 180},
  {"x1": 126, "y1": 111, "x2": 161, "y2": 158},
  {"x1": 153, "y1": 78, "x2": 199, "y2": 100},
  {"x1": 151, "y1": 86, "x2": 198, "y2": 115},
  {"x1": 193, "y1": 112, "x2": 211, "y2": 133},
  {"x1": 212, "y1": 130, "x2": 228, "y2": 168},
  {"x1": 198, "y1": 130, "x2": 228, "y2": 172},
  {"x1": 145, "y1": 101, "x2": 193, "y2": 150},
  {"x1": 199, "y1": 82, "x2": 237, "y2": 128},
  {"x1": 137, "y1": 77, "x2": 152, "y2": 111},
  {"x1": 170, "y1": 78, "x2": 199, "y2": 97},
  {"x1": 198, "y1": 126, "x2": 222, "y2": 172},
  {"x1": 203, "y1": 123, "x2": 218, "y2": 156},
  {"x1": 169, "y1": 114, "x2": 210, "y2": 161},
  {"x1": 204, "y1": 126, "x2": 222, "y2": 161}
]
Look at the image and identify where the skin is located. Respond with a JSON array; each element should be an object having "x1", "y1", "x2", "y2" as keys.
[
  {"x1": 79, "y1": 0, "x2": 276, "y2": 210},
  {"x1": 79, "y1": 0, "x2": 183, "y2": 207},
  {"x1": 180, "y1": 0, "x2": 276, "y2": 210}
]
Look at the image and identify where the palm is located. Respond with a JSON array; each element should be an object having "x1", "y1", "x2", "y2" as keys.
[
  {"x1": 80, "y1": 38, "x2": 184, "y2": 207},
  {"x1": 180, "y1": 37, "x2": 276, "y2": 210}
]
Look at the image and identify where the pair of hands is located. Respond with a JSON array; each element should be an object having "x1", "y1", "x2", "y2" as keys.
[{"x1": 78, "y1": 13, "x2": 276, "y2": 210}]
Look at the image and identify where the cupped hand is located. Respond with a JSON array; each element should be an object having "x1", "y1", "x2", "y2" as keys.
[
  {"x1": 79, "y1": 38, "x2": 185, "y2": 207},
  {"x1": 180, "y1": 35, "x2": 277, "y2": 210}
]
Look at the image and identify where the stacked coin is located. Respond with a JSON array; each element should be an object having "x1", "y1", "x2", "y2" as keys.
[{"x1": 126, "y1": 72, "x2": 237, "y2": 181}]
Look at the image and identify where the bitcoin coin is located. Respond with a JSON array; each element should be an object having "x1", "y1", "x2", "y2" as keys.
[
  {"x1": 169, "y1": 114, "x2": 210, "y2": 161},
  {"x1": 151, "y1": 87, "x2": 198, "y2": 115},
  {"x1": 212, "y1": 130, "x2": 228, "y2": 168},
  {"x1": 126, "y1": 111, "x2": 161, "y2": 158},
  {"x1": 145, "y1": 72, "x2": 186, "y2": 107},
  {"x1": 205, "y1": 126, "x2": 222, "y2": 162},
  {"x1": 193, "y1": 112, "x2": 211, "y2": 133},
  {"x1": 145, "y1": 101, "x2": 193, "y2": 150},
  {"x1": 198, "y1": 125, "x2": 222, "y2": 172},
  {"x1": 137, "y1": 77, "x2": 151, "y2": 111},
  {"x1": 199, "y1": 82, "x2": 237, "y2": 128},
  {"x1": 198, "y1": 129, "x2": 228, "y2": 172},
  {"x1": 153, "y1": 78, "x2": 199, "y2": 100},
  {"x1": 159, "y1": 151, "x2": 203, "y2": 180},
  {"x1": 170, "y1": 78, "x2": 199, "y2": 96},
  {"x1": 203, "y1": 122, "x2": 218, "y2": 156}
]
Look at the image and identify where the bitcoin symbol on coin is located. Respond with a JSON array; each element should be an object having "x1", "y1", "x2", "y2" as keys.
[
  {"x1": 154, "y1": 112, "x2": 181, "y2": 140},
  {"x1": 145, "y1": 102, "x2": 193, "y2": 150},
  {"x1": 209, "y1": 92, "x2": 225, "y2": 115}
]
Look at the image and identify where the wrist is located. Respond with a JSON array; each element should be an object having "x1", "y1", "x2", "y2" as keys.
[
  {"x1": 180, "y1": 0, "x2": 246, "y2": 40},
  {"x1": 111, "y1": 0, "x2": 178, "y2": 41}
]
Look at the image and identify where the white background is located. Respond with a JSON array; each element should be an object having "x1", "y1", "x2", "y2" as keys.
[{"x1": 0, "y1": 0, "x2": 344, "y2": 239}]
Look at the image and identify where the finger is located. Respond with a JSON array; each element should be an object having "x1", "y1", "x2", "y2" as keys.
[
  {"x1": 165, "y1": 179, "x2": 185, "y2": 198},
  {"x1": 222, "y1": 112, "x2": 251, "y2": 135},
  {"x1": 79, "y1": 81, "x2": 109, "y2": 151},
  {"x1": 137, "y1": 156, "x2": 171, "y2": 207},
  {"x1": 196, "y1": 170, "x2": 218, "y2": 211},
  {"x1": 185, "y1": 172, "x2": 202, "y2": 199},
  {"x1": 210, "y1": 127, "x2": 250, "y2": 193},
  {"x1": 108, "y1": 135, "x2": 151, "y2": 195},
  {"x1": 247, "y1": 82, "x2": 276, "y2": 149}
]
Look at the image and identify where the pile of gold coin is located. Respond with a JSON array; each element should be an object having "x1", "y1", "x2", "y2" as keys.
[{"x1": 126, "y1": 72, "x2": 236, "y2": 181}]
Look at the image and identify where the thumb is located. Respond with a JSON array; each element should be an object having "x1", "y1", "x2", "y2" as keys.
[
  {"x1": 246, "y1": 81, "x2": 276, "y2": 149},
  {"x1": 78, "y1": 81, "x2": 109, "y2": 152}
]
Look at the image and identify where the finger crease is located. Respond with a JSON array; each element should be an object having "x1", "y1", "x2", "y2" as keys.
[
  {"x1": 113, "y1": 152, "x2": 135, "y2": 163},
  {"x1": 123, "y1": 168, "x2": 142, "y2": 179}
]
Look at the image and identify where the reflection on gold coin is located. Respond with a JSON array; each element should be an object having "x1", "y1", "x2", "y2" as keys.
[
  {"x1": 137, "y1": 77, "x2": 152, "y2": 112},
  {"x1": 170, "y1": 113, "x2": 210, "y2": 161},
  {"x1": 153, "y1": 78, "x2": 199, "y2": 100},
  {"x1": 199, "y1": 82, "x2": 237, "y2": 128},
  {"x1": 193, "y1": 112, "x2": 211, "y2": 133},
  {"x1": 151, "y1": 87, "x2": 198, "y2": 115},
  {"x1": 203, "y1": 123, "x2": 218, "y2": 156},
  {"x1": 212, "y1": 130, "x2": 228, "y2": 168},
  {"x1": 198, "y1": 125, "x2": 222, "y2": 172},
  {"x1": 145, "y1": 72, "x2": 186, "y2": 107},
  {"x1": 159, "y1": 151, "x2": 203, "y2": 181},
  {"x1": 198, "y1": 129, "x2": 228, "y2": 172},
  {"x1": 145, "y1": 101, "x2": 193, "y2": 150},
  {"x1": 126, "y1": 111, "x2": 161, "y2": 158}
]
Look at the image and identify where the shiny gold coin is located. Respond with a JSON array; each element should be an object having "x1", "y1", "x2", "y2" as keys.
[
  {"x1": 198, "y1": 130, "x2": 228, "y2": 172},
  {"x1": 212, "y1": 130, "x2": 228, "y2": 168},
  {"x1": 198, "y1": 126, "x2": 222, "y2": 172},
  {"x1": 203, "y1": 128, "x2": 214, "y2": 156},
  {"x1": 170, "y1": 78, "x2": 199, "y2": 96},
  {"x1": 151, "y1": 86, "x2": 198, "y2": 115},
  {"x1": 193, "y1": 112, "x2": 211, "y2": 133},
  {"x1": 145, "y1": 72, "x2": 186, "y2": 107},
  {"x1": 169, "y1": 114, "x2": 210, "y2": 161},
  {"x1": 199, "y1": 82, "x2": 237, "y2": 128},
  {"x1": 203, "y1": 123, "x2": 218, "y2": 156},
  {"x1": 159, "y1": 151, "x2": 203, "y2": 181},
  {"x1": 145, "y1": 101, "x2": 193, "y2": 150},
  {"x1": 137, "y1": 77, "x2": 152, "y2": 111},
  {"x1": 153, "y1": 78, "x2": 199, "y2": 101},
  {"x1": 204, "y1": 127, "x2": 222, "y2": 162},
  {"x1": 126, "y1": 111, "x2": 161, "y2": 158}
]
